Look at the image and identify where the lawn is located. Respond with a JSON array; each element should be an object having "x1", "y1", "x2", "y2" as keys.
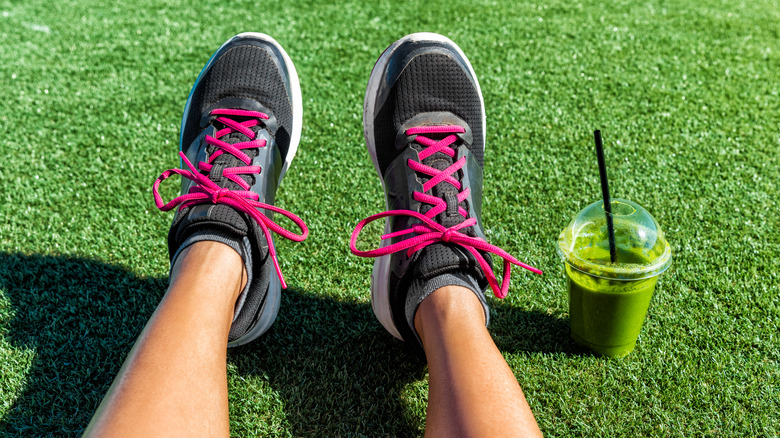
[{"x1": 0, "y1": 0, "x2": 778, "y2": 436}]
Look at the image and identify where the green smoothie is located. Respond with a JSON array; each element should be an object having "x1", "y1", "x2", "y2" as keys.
[
  {"x1": 557, "y1": 199, "x2": 672, "y2": 358},
  {"x1": 566, "y1": 248, "x2": 658, "y2": 357}
]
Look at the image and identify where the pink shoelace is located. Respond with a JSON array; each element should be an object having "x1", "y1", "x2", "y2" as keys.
[
  {"x1": 153, "y1": 108, "x2": 308, "y2": 289},
  {"x1": 350, "y1": 125, "x2": 541, "y2": 299}
]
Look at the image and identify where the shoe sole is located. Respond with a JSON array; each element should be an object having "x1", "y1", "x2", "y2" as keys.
[
  {"x1": 362, "y1": 33, "x2": 485, "y2": 340},
  {"x1": 179, "y1": 33, "x2": 302, "y2": 347}
]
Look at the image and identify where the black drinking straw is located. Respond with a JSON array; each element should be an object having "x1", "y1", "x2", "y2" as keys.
[{"x1": 594, "y1": 130, "x2": 618, "y2": 263}]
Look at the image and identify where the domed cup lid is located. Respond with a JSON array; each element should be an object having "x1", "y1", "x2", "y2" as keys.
[{"x1": 557, "y1": 199, "x2": 671, "y2": 280}]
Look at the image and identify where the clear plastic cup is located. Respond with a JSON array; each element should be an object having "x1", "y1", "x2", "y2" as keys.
[{"x1": 557, "y1": 199, "x2": 672, "y2": 357}]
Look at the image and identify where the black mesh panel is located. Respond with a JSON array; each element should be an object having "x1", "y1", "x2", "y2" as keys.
[
  {"x1": 373, "y1": 53, "x2": 484, "y2": 175},
  {"x1": 183, "y1": 44, "x2": 293, "y2": 161}
]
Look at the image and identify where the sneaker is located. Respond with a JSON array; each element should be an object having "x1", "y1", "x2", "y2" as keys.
[
  {"x1": 152, "y1": 33, "x2": 307, "y2": 346},
  {"x1": 350, "y1": 33, "x2": 541, "y2": 350}
]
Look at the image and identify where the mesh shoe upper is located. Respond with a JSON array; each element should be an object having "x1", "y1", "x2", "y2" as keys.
[
  {"x1": 372, "y1": 51, "x2": 485, "y2": 174},
  {"x1": 182, "y1": 40, "x2": 295, "y2": 163}
]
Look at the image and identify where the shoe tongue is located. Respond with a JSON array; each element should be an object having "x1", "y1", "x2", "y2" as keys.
[
  {"x1": 174, "y1": 204, "x2": 250, "y2": 241},
  {"x1": 222, "y1": 129, "x2": 254, "y2": 145},
  {"x1": 413, "y1": 242, "x2": 486, "y2": 284},
  {"x1": 205, "y1": 126, "x2": 261, "y2": 190},
  {"x1": 411, "y1": 136, "x2": 486, "y2": 283},
  {"x1": 416, "y1": 141, "x2": 464, "y2": 229}
]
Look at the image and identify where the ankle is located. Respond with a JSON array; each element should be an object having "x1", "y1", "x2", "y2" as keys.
[
  {"x1": 169, "y1": 240, "x2": 247, "y2": 305},
  {"x1": 414, "y1": 285, "x2": 487, "y2": 349}
]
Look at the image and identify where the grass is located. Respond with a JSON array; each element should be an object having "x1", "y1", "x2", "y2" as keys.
[{"x1": 0, "y1": 0, "x2": 778, "y2": 435}]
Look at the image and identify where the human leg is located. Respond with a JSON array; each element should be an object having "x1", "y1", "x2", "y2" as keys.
[
  {"x1": 85, "y1": 33, "x2": 307, "y2": 436},
  {"x1": 84, "y1": 242, "x2": 245, "y2": 437},
  {"x1": 416, "y1": 286, "x2": 542, "y2": 437}
]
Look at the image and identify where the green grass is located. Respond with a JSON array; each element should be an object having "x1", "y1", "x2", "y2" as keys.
[{"x1": 1, "y1": 0, "x2": 778, "y2": 435}]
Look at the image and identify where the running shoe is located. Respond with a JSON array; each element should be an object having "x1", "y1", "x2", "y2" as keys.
[
  {"x1": 153, "y1": 33, "x2": 307, "y2": 346},
  {"x1": 350, "y1": 33, "x2": 541, "y2": 349}
]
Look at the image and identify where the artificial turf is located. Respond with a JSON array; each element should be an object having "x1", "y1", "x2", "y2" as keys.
[{"x1": 1, "y1": 0, "x2": 778, "y2": 435}]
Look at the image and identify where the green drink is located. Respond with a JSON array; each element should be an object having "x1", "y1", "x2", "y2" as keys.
[{"x1": 558, "y1": 199, "x2": 671, "y2": 358}]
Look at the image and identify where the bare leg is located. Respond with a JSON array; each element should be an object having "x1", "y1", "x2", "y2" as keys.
[
  {"x1": 416, "y1": 286, "x2": 543, "y2": 438},
  {"x1": 84, "y1": 241, "x2": 246, "y2": 438}
]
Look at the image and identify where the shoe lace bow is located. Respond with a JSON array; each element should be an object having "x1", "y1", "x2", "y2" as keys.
[
  {"x1": 153, "y1": 108, "x2": 308, "y2": 289},
  {"x1": 350, "y1": 125, "x2": 541, "y2": 298}
]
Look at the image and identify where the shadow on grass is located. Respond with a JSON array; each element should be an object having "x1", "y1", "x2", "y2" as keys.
[
  {"x1": 0, "y1": 252, "x2": 579, "y2": 436},
  {"x1": 489, "y1": 299, "x2": 584, "y2": 356},
  {"x1": 0, "y1": 253, "x2": 166, "y2": 436},
  {"x1": 229, "y1": 289, "x2": 427, "y2": 437},
  {"x1": 0, "y1": 253, "x2": 427, "y2": 436}
]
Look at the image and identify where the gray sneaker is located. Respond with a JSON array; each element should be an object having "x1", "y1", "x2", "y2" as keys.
[
  {"x1": 351, "y1": 33, "x2": 541, "y2": 351},
  {"x1": 153, "y1": 33, "x2": 307, "y2": 347}
]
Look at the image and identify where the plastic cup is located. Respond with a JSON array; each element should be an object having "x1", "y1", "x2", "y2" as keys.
[{"x1": 557, "y1": 199, "x2": 671, "y2": 358}]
